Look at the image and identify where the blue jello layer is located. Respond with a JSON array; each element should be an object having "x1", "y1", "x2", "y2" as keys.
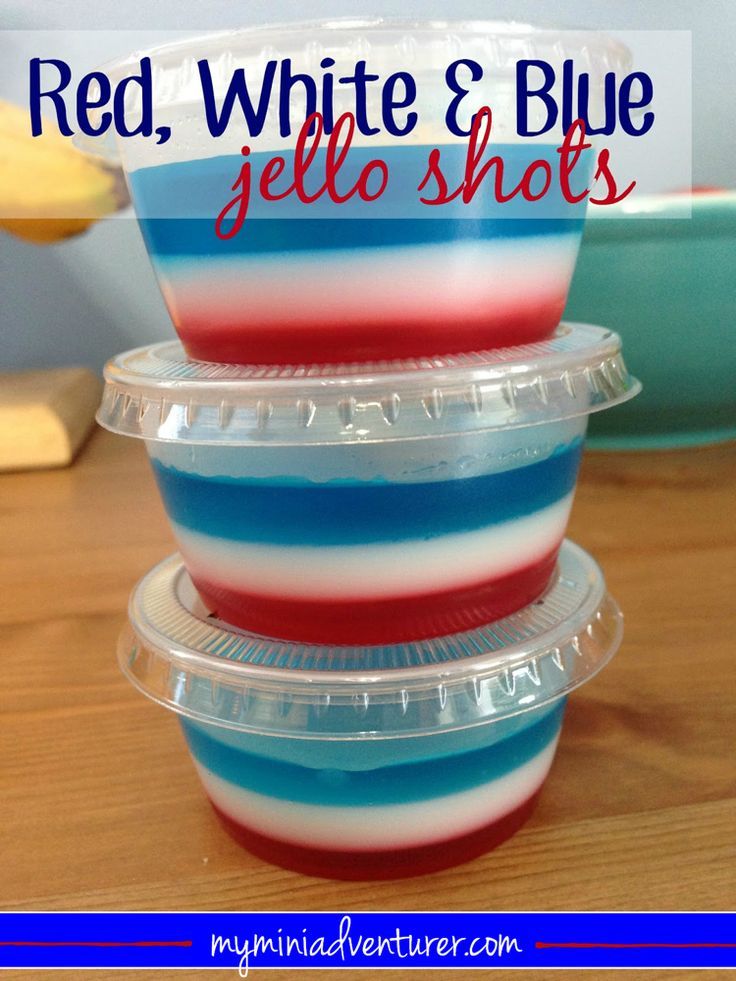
[
  {"x1": 181, "y1": 699, "x2": 565, "y2": 806},
  {"x1": 129, "y1": 143, "x2": 591, "y2": 247},
  {"x1": 151, "y1": 439, "x2": 582, "y2": 545},
  {"x1": 139, "y1": 217, "x2": 583, "y2": 260}
]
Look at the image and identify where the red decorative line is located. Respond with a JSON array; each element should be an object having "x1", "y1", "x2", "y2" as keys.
[
  {"x1": 0, "y1": 941, "x2": 192, "y2": 948},
  {"x1": 536, "y1": 943, "x2": 736, "y2": 949}
]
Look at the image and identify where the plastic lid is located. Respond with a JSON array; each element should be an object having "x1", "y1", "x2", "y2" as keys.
[
  {"x1": 97, "y1": 323, "x2": 640, "y2": 446},
  {"x1": 80, "y1": 21, "x2": 630, "y2": 167},
  {"x1": 96, "y1": 21, "x2": 630, "y2": 126},
  {"x1": 118, "y1": 540, "x2": 622, "y2": 739},
  {"x1": 101, "y1": 20, "x2": 630, "y2": 84}
]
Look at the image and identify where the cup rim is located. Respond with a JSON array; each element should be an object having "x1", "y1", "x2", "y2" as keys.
[
  {"x1": 96, "y1": 323, "x2": 641, "y2": 447},
  {"x1": 118, "y1": 541, "x2": 623, "y2": 738},
  {"x1": 99, "y1": 19, "x2": 631, "y2": 82}
]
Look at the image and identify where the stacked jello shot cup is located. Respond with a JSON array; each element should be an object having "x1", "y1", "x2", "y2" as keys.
[{"x1": 97, "y1": 21, "x2": 639, "y2": 879}]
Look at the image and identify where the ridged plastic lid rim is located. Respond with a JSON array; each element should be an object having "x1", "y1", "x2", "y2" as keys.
[
  {"x1": 99, "y1": 19, "x2": 631, "y2": 81},
  {"x1": 97, "y1": 323, "x2": 641, "y2": 445},
  {"x1": 118, "y1": 541, "x2": 623, "y2": 738}
]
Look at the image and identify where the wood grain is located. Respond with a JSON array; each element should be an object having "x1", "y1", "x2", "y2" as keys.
[{"x1": 1, "y1": 432, "x2": 735, "y2": 928}]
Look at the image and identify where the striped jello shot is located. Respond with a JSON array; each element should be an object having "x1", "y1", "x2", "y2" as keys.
[
  {"x1": 118, "y1": 542, "x2": 623, "y2": 879},
  {"x1": 93, "y1": 22, "x2": 629, "y2": 364},
  {"x1": 127, "y1": 144, "x2": 590, "y2": 365},
  {"x1": 182, "y1": 697, "x2": 566, "y2": 878},
  {"x1": 98, "y1": 323, "x2": 639, "y2": 645},
  {"x1": 146, "y1": 420, "x2": 583, "y2": 643}
]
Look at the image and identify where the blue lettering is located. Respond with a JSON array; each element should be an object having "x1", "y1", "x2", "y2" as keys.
[
  {"x1": 445, "y1": 59, "x2": 483, "y2": 136},
  {"x1": 113, "y1": 57, "x2": 154, "y2": 138},
  {"x1": 618, "y1": 71, "x2": 654, "y2": 135},
  {"x1": 198, "y1": 58, "x2": 277, "y2": 137},
  {"x1": 338, "y1": 61, "x2": 380, "y2": 136},
  {"x1": 29, "y1": 58, "x2": 73, "y2": 136},
  {"x1": 319, "y1": 57, "x2": 336, "y2": 132},
  {"x1": 76, "y1": 71, "x2": 111, "y2": 136},
  {"x1": 516, "y1": 59, "x2": 557, "y2": 136},
  {"x1": 382, "y1": 71, "x2": 417, "y2": 136},
  {"x1": 279, "y1": 58, "x2": 318, "y2": 136}
]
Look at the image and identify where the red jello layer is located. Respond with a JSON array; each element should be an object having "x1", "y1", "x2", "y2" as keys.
[
  {"x1": 193, "y1": 547, "x2": 559, "y2": 644},
  {"x1": 177, "y1": 299, "x2": 565, "y2": 365},
  {"x1": 212, "y1": 791, "x2": 541, "y2": 880}
]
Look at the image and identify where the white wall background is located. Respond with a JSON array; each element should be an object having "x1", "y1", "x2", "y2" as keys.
[{"x1": 2, "y1": 0, "x2": 733, "y2": 371}]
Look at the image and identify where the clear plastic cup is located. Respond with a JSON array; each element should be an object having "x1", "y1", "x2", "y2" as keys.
[
  {"x1": 98, "y1": 323, "x2": 639, "y2": 645},
  {"x1": 94, "y1": 21, "x2": 630, "y2": 364},
  {"x1": 119, "y1": 541, "x2": 622, "y2": 879}
]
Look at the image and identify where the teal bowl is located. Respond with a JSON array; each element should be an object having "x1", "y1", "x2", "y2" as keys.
[{"x1": 564, "y1": 191, "x2": 736, "y2": 449}]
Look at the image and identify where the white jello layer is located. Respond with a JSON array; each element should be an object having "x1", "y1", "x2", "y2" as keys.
[
  {"x1": 193, "y1": 737, "x2": 559, "y2": 850},
  {"x1": 160, "y1": 237, "x2": 579, "y2": 327},
  {"x1": 172, "y1": 492, "x2": 573, "y2": 600}
]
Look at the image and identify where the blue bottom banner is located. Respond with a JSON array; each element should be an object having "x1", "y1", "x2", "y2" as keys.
[{"x1": 1, "y1": 912, "x2": 735, "y2": 972}]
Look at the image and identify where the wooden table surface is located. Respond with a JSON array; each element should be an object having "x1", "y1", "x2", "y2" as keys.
[{"x1": 1, "y1": 430, "x2": 735, "y2": 979}]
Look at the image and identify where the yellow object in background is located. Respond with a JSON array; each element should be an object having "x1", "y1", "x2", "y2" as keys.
[
  {"x1": 0, "y1": 98, "x2": 128, "y2": 244},
  {"x1": 0, "y1": 367, "x2": 102, "y2": 470}
]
